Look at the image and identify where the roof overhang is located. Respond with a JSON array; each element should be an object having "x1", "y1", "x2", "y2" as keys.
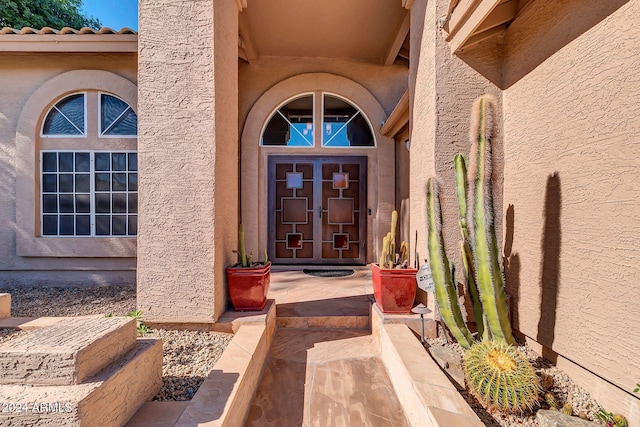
[
  {"x1": 442, "y1": 0, "x2": 532, "y2": 53},
  {"x1": 381, "y1": 90, "x2": 409, "y2": 138},
  {"x1": 0, "y1": 27, "x2": 137, "y2": 53}
]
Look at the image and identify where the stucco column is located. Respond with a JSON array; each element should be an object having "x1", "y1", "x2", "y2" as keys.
[
  {"x1": 137, "y1": 0, "x2": 239, "y2": 325},
  {"x1": 409, "y1": 0, "x2": 501, "y2": 312}
]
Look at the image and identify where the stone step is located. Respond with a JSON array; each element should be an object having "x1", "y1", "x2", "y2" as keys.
[
  {"x1": 0, "y1": 315, "x2": 101, "y2": 330},
  {"x1": 0, "y1": 294, "x2": 9, "y2": 319},
  {"x1": 0, "y1": 316, "x2": 136, "y2": 385},
  {"x1": 276, "y1": 314, "x2": 369, "y2": 329},
  {"x1": 0, "y1": 339, "x2": 162, "y2": 427},
  {"x1": 124, "y1": 401, "x2": 189, "y2": 427}
]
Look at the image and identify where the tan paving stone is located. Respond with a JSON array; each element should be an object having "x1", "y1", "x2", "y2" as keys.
[
  {"x1": 0, "y1": 294, "x2": 10, "y2": 319},
  {"x1": 0, "y1": 317, "x2": 136, "y2": 386},
  {"x1": 125, "y1": 401, "x2": 189, "y2": 427}
]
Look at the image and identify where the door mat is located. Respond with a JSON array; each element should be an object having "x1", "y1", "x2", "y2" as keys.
[{"x1": 302, "y1": 269, "x2": 355, "y2": 278}]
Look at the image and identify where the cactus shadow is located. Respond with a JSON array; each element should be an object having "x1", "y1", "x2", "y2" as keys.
[
  {"x1": 503, "y1": 204, "x2": 521, "y2": 330},
  {"x1": 537, "y1": 173, "x2": 562, "y2": 357}
]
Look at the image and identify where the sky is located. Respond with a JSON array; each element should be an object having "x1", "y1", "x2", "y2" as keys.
[{"x1": 81, "y1": 0, "x2": 138, "y2": 31}]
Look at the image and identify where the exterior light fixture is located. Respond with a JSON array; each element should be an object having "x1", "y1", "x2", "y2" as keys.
[{"x1": 411, "y1": 303, "x2": 432, "y2": 343}]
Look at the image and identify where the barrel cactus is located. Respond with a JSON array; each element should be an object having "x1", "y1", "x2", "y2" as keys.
[{"x1": 464, "y1": 340, "x2": 540, "y2": 413}]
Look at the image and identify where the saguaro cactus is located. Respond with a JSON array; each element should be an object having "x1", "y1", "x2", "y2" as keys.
[
  {"x1": 454, "y1": 154, "x2": 487, "y2": 341},
  {"x1": 468, "y1": 95, "x2": 515, "y2": 345},
  {"x1": 426, "y1": 178, "x2": 474, "y2": 348}
]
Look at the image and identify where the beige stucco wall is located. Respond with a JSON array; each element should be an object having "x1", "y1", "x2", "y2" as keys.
[
  {"x1": 0, "y1": 52, "x2": 137, "y2": 287},
  {"x1": 137, "y1": 0, "x2": 238, "y2": 324},
  {"x1": 409, "y1": 0, "x2": 502, "y2": 310},
  {"x1": 501, "y1": 0, "x2": 640, "y2": 404}
]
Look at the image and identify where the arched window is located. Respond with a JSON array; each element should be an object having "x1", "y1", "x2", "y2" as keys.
[
  {"x1": 261, "y1": 93, "x2": 375, "y2": 148},
  {"x1": 40, "y1": 92, "x2": 138, "y2": 237}
]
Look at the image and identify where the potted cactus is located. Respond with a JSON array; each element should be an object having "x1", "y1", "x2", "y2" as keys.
[
  {"x1": 226, "y1": 224, "x2": 271, "y2": 311},
  {"x1": 371, "y1": 210, "x2": 417, "y2": 313}
]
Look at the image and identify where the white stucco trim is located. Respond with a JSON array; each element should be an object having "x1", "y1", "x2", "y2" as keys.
[
  {"x1": 16, "y1": 69, "x2": 138, "y2": 257},
  {"x1": 241, "y1": 72, "x2": 395, "y2": 264}
]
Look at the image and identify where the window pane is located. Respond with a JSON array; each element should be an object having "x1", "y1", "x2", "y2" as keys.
[
  {"x1": 112, "y1": 153, "x2": 126, "y2": 171},
  {"x1": 112, "y1": 215, "x2": 126, "y2": 235},
  {"x1": 101, "y1": 94, "x2": 127, "y2": 130},
  {"x1": 76, "y1": 215, "x2": 91, "y2": 236},
  {"x1": 42, "y1": 215, "x2": 58, "y2": 235},
  {"x1": 323, "y1": 95, "x2": 374, "y2": 147},
  {"x1": 59, "y1": 215, "x2": 74, "y2": 235},
  {"x1": 96, "y1": 215, "x2": 110, "y2": 235},
  {"x1": 42, "y1": 174, "x2": 57, "y2": 192},
  {"x1": 128, "y1": 153, "x2": 137, "y2": 171},
  {"x1": 112, "y1": 193, "x2": 127, "y2": 213},
  {"x1": 106, "y1": 109, "x2": 138, "y2": 136},
  {"x1": 95, "y1": 193, "x2": 111, "y2": 213},
  {"x1": 59, "y1": 174, "x2": 74, "y2": 192},
  {"x1": 75, "y1": 194, "x2": 90, "y2": 213},
  {"x1": 128, "y1": 215, "x2": 137, "y2": 236},
  {"x1": 42, "y1": 94, "x2": 84, "y2": 135},
  {"x1": 59, "y1": 194, "x2": 74, "y2": 213},
  {"x1": 75, "y1": 174, "x2": 90, "y2": 193},
  {"x1": 262, "y1": 95, "x2": 314, "y2": 146},
  {"x1": 128, "y1": 193, "x2": 138, "y2": 213},
  {"x1": 42, "y1": 152, "x2": 57, "y2": 172},
  {"x1": 128, "y1": 173, "x2": 138, "y2": 191},
  {"x1": 95, "y1": 173, "x2": 111, "y2": 191},
  {"x1": 58, "y1": 152, "x2": 73, "y2": 172},
  {"x1": 42, "y1": 194, "x2": 58, "y2": 213},
  {"x1": 112, "y1": 173, "x2": 127, "y2": 191},
  {"x1": 95, "y1": 153, "x2": 111, "y2": 171},
  {"x1": 75, "y1": 153, "x2": 90, "y2": 172},
  {"x1": 56, "y1": 94, "x2": 84, "y2": 131}
]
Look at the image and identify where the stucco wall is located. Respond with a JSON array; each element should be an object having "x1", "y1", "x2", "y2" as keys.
[
  {"x1": 502, "y1": 0, "x2": 640, "y2": 398},
  {"x1": 0, "y1": 53, "x2": 137, "y2": 287},
  {"x1": 409, "y1": 0, "x2": 502, "y2": 310},
  {"x1": 137, "y1": 0, "x2": 238, "y2": 324}
]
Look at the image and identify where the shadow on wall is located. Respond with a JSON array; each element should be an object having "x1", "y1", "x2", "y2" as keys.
[
  {"x1": 457, "y1": 0, "x2": 630, "y2": 89},
  {"x1": 503, "y1": 204, "x2": 521, "y2": 330},
  {"x1": 537, "y1": 173, "x2": 562, "y2": 359}
]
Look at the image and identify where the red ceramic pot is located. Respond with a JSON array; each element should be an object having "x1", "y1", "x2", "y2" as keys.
[
  {"x1": 371, "y1": 263, "x2": 418, "y2": 314},
  {"x1": 226, "y1": 262, "x2": 271, "y2": 311}
]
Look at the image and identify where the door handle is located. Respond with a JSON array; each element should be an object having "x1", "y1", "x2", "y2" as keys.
[{"x1": 319, "y1": 206, "x2": 322, "y2": 219}]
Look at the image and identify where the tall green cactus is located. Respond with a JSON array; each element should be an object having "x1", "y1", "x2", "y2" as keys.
[
  {"x1": 426, "y1": 178, "x2": 474, "y2": 348},
  {"x1": 468, "y1": 95, "x2": 515, "y2": 345},
  {"x1": 239, "y1": 223, "x2": 248, "y2": 267},
  {"x1": 455, "y1": 154, "x2": 488, "y2": 341}
]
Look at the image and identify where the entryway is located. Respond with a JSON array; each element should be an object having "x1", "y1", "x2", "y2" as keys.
[{"x1": 267, "y1": 156, "x2": 367, "y2": 265}]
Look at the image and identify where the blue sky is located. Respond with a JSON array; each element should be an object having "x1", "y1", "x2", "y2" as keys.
[{"x1": 81, "y1": 0, "x2": 138, "y2": 31}]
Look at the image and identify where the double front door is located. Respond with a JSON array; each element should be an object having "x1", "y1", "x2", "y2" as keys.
[{"x1": 268, "y1": 156, "x2": 367, "y2": 265}]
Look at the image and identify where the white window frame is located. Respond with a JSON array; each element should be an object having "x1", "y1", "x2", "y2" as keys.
[
  {"x1": 40, "y1": 92, "x2": 88, "y2": 138},
  {"x1": 98, "y1": 92, "x2": 138, "y2": 138},
  {"x1": 40, "y1": 150, "x2": 138, "y2": 237},
  {"x1": 321, "y1": 92, "x2": 376, "y2": 149}
]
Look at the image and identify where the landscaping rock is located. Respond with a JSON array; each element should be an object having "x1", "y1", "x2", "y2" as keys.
[
  {"x1": 0, "y1": 294, "x2": 10, "y2": 319},
  {"x1": 536, "y1": 409, "x2": 599, "y2": 427}
]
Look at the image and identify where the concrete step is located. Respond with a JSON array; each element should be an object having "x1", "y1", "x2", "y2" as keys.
[
  {"x1": 0, "y1": 338, "x2": 162, "y2": 427},
  {"x1": 0, "y1": 316, "x2": 136, "y2": 385},
  {"x1": 125, "y1": 401, "x2": 189, "y2": 427},
  {"x1": 0, "y1": 315, "x2": 101, "y2": 330},
  {"x1": 276, "y1": 314, "x2": 369, "y2": 329}
]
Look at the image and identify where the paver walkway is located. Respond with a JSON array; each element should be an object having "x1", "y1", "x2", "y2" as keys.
[{"x1": 244, "y1": 328, "x2": 409, "y2": 427}]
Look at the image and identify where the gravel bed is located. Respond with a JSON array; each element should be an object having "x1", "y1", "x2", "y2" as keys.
[
  {"x1": 425, "y1": 336, "x2": 604, "y2": 427},
  {"x1": 0, "y1": 286, "x2": 233, "y2": 401}
]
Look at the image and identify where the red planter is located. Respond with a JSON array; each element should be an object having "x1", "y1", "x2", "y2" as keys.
[
  {"x1": 371, "y1": 263, "x2": 418, "y2": 314},
  {"x1": 226, "y1": 262, "x2": 271, "y2": 311}
]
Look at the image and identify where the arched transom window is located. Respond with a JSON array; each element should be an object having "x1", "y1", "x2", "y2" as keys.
[
  {"x1": 261, "y1": 93, "x2": 375, "y2": 148},
  {"x1": 40, "y1": 92, "x2": 138, "y2": 237}
]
